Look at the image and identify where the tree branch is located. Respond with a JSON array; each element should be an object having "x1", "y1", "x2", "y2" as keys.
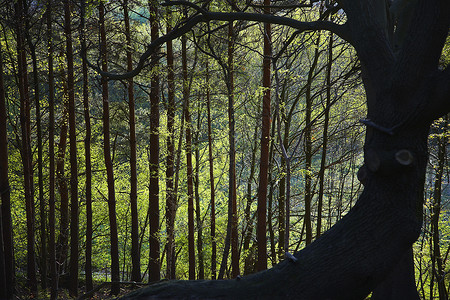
[{"x1": 90, "y1": 1, "x2": 350, "y2": 80}]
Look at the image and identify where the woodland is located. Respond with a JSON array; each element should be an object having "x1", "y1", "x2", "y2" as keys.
[{"x1": 0, "y1": 0, "x2": 449, "y2": 299}]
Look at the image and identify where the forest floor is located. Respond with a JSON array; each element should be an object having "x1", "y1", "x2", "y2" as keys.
[{"x1": 14, "y1": 275, "x2": 142, "y2": 299}]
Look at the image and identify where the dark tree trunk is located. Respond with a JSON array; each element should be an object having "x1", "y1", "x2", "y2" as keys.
[
  {"x1": 16, "y1": 0, "x2": 37, "y2": 293},
  {"x1": 316, "y1": 31, "x2": 333, "y2": 238},
  {"x1": 47, "y1": 1, "x2": 57, "y2": 297},
  {"x1": 148, "y1": 0, "x2": 161, "y2": 283},
  {"x1": 430, "y1": 116, "x2": 448, "y2": 300},
  {"x1": 303, "y1": 32, "x2": 321, "y2": 246},
  {"x1": 257, "y1": 0, "x2": 271, "y2": 271},
  {"x1": 99, "y1": 3, "x2": 120, "y2": 294},
  {"x1": 79, "y1": 0, "x2": 93, "y2": 291},
  {"x1": 194, "y1": 102, "x2": 204, "y2": 279},
  {"x1": 218, "y1": 20, "x2": 239, "y2": 280},
  {"x1": 0, "y1": 38, "x2": 14, "y2": 300},
  {"x1": 115, "y1": 1, "x2": 450, "y2": 298},
  {"x1": 56, "y1": 75, "x2": 69, "y2": 278},
  {"x1": 64, "y1": 0, "x2": 79, "y2": 295},
  {"x1": 205, "y1": 60, "x2": 216, "y2": 280},
  {"x1": 26, "y1": 21, "x2": 46, "y2": 290},
  {"x1": 165, "y1": 18, "x2": 176, "y2": 280},
  {"x1": 123, "y1": 0, "x2": 141, "y2": 283},
  {"x1": 182, "y1": 33, "x2": 196, "y2": 280}
]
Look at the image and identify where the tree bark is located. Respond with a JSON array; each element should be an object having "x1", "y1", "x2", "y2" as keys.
[
  {"x1": 16, "y1": 0, "x2": 37, "y2": 293},
  {"x1": 0, "y1": 36, "x2": 14, "y2": 300},
  {"x1": 148, "y1": 0, "x2": 161, "y2": 283},
  {"x1": 316, "y1": 31, "x2": 333, "y2": 238},
  {"x1": 123, "y1": 0, "x2": 141, "y2": 283},
  {"x1": 99, "y1": 3, "x2": 120, "y2": 294},
  {"x1": 80, "y1": 0, "x2": 93, "y2": 291},
  {"x1": 64, "y1": 0, "x2": 79, "y2": 295},
  {"x1": 205, "y1": 60, "x2": 216, "y2": 280},
  {"x1": 256, "y1": 0, "x2": 271, "y2": 272},
  {"x1": 165, "y1": 17, "x2": 176, "y2": 281},
  {"x1": 47, "y1": 1, "x2": 58, "y2": 297},
  {"x1": 182, "y1": 33, "x2": 196, "y2": 280}
]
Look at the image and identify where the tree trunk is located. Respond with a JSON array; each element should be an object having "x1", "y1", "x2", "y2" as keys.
[
  {"x1": 304, "y1": 32, "x2": 321, "y2": 246},
  {"x1": 47, "y1": 1, "x2": 58, "y2": 297},
  {"x1": 194, "y1": 101, "x2": 204, "y2": 279},
  {"x1": 256, "y1": 0, "x2": 271, "y2": 272},
  {"x1": 430, "y1": 116, "x2": 448, "y2": 300},
  {"x1": 182, "y1": 33, "x2": 196, "y2": 280},
  {"x1": 64, "y1": 0, "x2": 79, "y2": 295},
  {"x1": 99, "y1": 3, "x2": 120, "y2": 294},
  {"x1": 165, "y1": 17, "x2": 176, "y2": 280},
  {"x1": 316, "y1": 31, "x2": 333, "y2": 238},
  {"x1": 148, "y1": 0, "x2": 161, "y2": 283},
  {"x1": 0, "y1": 37, "x2": 14, "y2": 300},
  {"x1": 218, "y1": 20, "x2": 239, "y2": 280},
  {"x1": 123, "y1": 0, "x2": 141, "y2": 283},
  {"x1": 79, "y1": 0, "x2": 93, "y2": 291},
  {"x1": 205, "y1": 60, "x2": 216, "y2": 280},
  {"x1": 26, "y1": 23, "x2": 46, "y2": 290},
  {"x1": 16, "y1": 0, "x2": 37, "y2": 293}
]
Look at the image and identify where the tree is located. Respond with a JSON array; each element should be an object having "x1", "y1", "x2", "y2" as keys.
[
  {"x1": 16, "y1": 0, "x2": 37, "y2": 293},
  {"x1": 99, "y1": 2, "x2": 120, "y2": 295},
  {"x1": 0, "y1": 33, "x2": 14, "y2": 300},
  {"x1": 46, "y1": 0, "x2": 58, "y2": 297},
  {"x1": 256, "y1": 0, "x2": 271, "y2": 271},
  {"x1": 123, "y1": 0, "x2": 141, "y2": 283},
  {"x1": 116, "y1": 0, "x2": 450, "y2": 298}
]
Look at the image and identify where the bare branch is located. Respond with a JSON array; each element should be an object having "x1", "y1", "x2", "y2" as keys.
[{"x1": 91, "y1": 1, "x2": 350, "y2": 80}]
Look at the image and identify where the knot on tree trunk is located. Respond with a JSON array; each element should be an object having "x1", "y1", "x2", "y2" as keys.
[{"x1": 365, "y1": 148, "x2": 414, "y2": 174}]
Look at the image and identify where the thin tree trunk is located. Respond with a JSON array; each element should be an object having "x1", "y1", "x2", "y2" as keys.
[
  {"x1": 64, "y1": 0, "x2": 79, "y2": 294},
  {"x1": 26, "y1": 21, "x2": 46, "y2": 290},
  {"x1": 99, "y1": 3, "x2": 120, "y2": 294},
  {"x1": 123, "y1": 0, "x2": 141, "y2": 283},
  {"x1": 194, "y1": 99, "x2": 204, "y2": 279},
  {"x1": 257, "y1": 0, "x2": 271, "y2": 271},
  {"x1": 205, "y1": 60, "x2": 216, "y2": 280},
  {"x1": 16, "y1": 0, "x2": 37, "y2": 293},
  {"x1": 218, "y1": 20, "x2": 239, "y2": 279},
  {"x1": 243, "y1": 125, "x2": 258, "y2": 275},
  {"x1": 431, "y1": 116, "x2": 448, "y2": 300},
  {"x1": 79, "y1": 0, "x2": 93, "y2": 291},
  {"x1": 182, "y1": 33, "x2": 196, "y2": 280},
  {"x1": 304, "y1": 32, "x2": 321, "y2": 245},
  {"x1": 56, "y1": 73, "x2": 69, "y2": 278},
  {"x1": 0, "y1": 37, "x2": 14, "y2": 300},
  {"x1": 47, "y1": 1, "x2": 58, "y2": 297},
  {"x1": 165, "y1": 17, "x2": 176, "y2": 280},
  {"x1": 148, "y1": 0, "x2": 161, "y2": 283},
  {"x1": 317, "y1": 32, "x2": 333, "y2": 238}
]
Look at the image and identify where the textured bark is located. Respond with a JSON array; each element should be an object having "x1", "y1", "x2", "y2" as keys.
[
  {"x1": 0, "y1": 38, "x2": 14, "y2": 300},
  {"x1": 119, "y1": 0, "x2": 450, "y2": 298},
  {"x1": 148, "y1": 0, "x2": 161, "y2": 283},
  {"x1": 124, "y1": 0, "x2": 141, "y2": 283},
  {"x1": 316, "y1": 31, "x2": 333, "y2": 238},
  {"x1": 165, "y1": 19, "x2": 176, "y2": 280},
  {"x1": 304, "y1": 32, "x2": 321, "y2": 245},
  {"x1": 47, "y1": 1, "x2": 58, "y2": 297},
  {"x1": 256, "y1": 0, "x2": 271, "y2": 272},
  {"x1": 194, "y1": 103, "x2": 204, "y2": 279},
  {"x1": 205, "y1": 61, "x2": 216, "y2": 280},
  {"x1": 99, "y1": 3, "x2": 120, "y2": 294},
  {"x1": 80, "y1": 0, "x2": 93, "y2": 291},
  {"x1": 16, "y1": 0, "x2": 37, "y2": 293},
  {"x1": 64, "y1": 0, "x2": 79, "y2": 295},
  {"x1": 218, "y1": 21, "x2": 239, "y2": 279},
  {"x1": 182, "y1": 33, "x2": 196, "y2": 280}
]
